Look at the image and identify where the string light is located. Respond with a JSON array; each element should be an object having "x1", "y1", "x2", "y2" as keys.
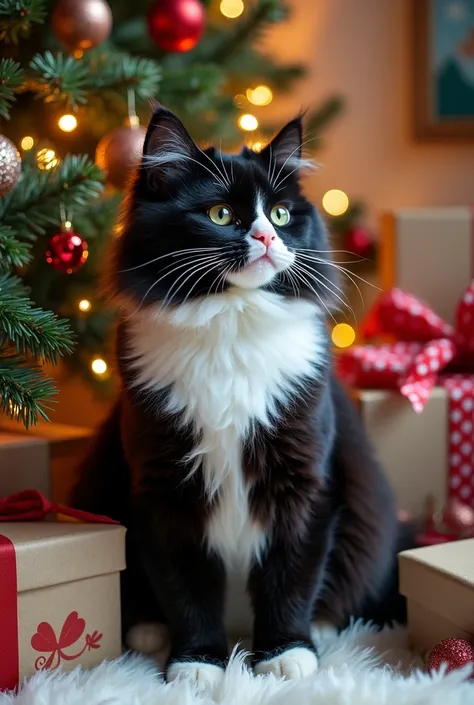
[
  {"x1": 247, "y1": 139, "x2": 265, "y2": 152},
  {"x1": 331, "y1": 323, "x2": 356, "y2": 348},
  {"x1": 37, "y1": 148, "x2": 60, "y2": 170},
  {"x1": 233, "y1": 94, "x2": 247, "y2": 109},
  {"x1": 220, "y1": 0, "x2": 244, "y2": 18},
  {"x1": 91, "y1": 357, "x2": 107, "y2": 375},
  {"x1": 20, "y1": 136, "x2": 34, "y2": 150},
  {"x1": 322, "y1": 189, "x2": 349, "y2": 216},
  {"x1": 78, "y1": 299, "x2": 91, "y2": 312},
  {"x1": 238, "y1": 113, "x2": 258, "y2": 131},
  {"x1": 58, "y1": 114, "x2": 78, "y2": 132},
  {"x1": 246, "y1": 85, "x2": 273, "y2": 106}
]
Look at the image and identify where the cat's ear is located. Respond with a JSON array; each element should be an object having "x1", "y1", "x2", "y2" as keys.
[
  {"x1": 142, "y1": 105, "x2": 198, "y2": 181},
  {"x1": 260, "y1": 116, "x2": 314, "y2": 172}
]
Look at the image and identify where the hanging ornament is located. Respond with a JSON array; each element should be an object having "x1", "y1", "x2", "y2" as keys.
[
  {"x1": 0, "y1": 135, "x2": 22, "y2": 196},
  {"x1": 46, "y1": 209, "x2": 88, "y2": 274},
  {"x1": 428, "y1": 638, "x2": 474, "y2": 675},
  {"x1": 147, "y1": 0, "x2": 205, "y2": 53},
  {"x1": 344, "y1": 226, "x2": 374, "y2": 259},
  {"x1": 96, "y1": 120, "x2": 146, "y2": 189},
  {"x1": 52, "y1": 0, "x2": 112, "y2": 53}
]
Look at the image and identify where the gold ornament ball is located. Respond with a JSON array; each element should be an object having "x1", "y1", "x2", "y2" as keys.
[
  {"x1": 52, "y1": 0, "x2": 112, "y2": 53},
  {"x1": 0, "y1": 135, "x2": 21, "y2": 196},
  {"x1": 96, "y1": 124, "x2": 146, "y2": 190}
]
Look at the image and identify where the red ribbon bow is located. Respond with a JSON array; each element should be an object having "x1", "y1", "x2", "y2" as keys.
[
  {"x1": 0, "y1": 489, "x2": 118, "y2": 524},
  {"x1": 338, "y1": 280, "x2": 474, "y2": 412}
]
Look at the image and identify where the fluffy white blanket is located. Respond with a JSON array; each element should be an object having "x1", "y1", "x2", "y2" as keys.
[{"x1": 3, "y1": 622, "x2": 474, "y2": 705}]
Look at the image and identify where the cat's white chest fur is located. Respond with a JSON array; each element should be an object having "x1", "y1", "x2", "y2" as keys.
[{"x1": 127, "y1": 289, "x2": 325, "y2": 570}]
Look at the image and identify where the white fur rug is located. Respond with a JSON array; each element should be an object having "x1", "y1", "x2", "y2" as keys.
[{"x1": 3, "y1": 622, "x2": 474, "y2": 705}]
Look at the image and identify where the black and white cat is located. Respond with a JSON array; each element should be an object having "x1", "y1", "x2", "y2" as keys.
[{"x1": 72, "y1": 106, "x2": 405, "y2": 689}]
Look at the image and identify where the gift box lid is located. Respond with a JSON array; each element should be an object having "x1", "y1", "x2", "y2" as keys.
[
  {"x1": 0, "y1": 522, "x2": 126, "y2": 593},
  {"x1": 399, "y1": 540, "x2": 474, "y2": 632},
  {"x1": 0, "y1": 420, "x2": 92, "y2": 459}
]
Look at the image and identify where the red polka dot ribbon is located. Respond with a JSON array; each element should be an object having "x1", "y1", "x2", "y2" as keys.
[{"x1": 338, "y1": 280, "x2": 474, "y2": 413}]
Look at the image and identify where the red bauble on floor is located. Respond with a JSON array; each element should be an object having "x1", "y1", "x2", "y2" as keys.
[
  {"x1": 147, "y1": 0, "x2": 205, "y2": 52},
  {"x1": 428, "y1": 638, "x2": 474, "y2": 675},
  {"x1": 45, "y1": 229, "x2": 88, "y2": 274}
]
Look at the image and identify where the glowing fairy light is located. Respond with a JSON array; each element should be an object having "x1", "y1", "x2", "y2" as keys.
[
  {"x1": 91, "y1": 357, "x2": 107, "y2": 375},
  {"x1": 238, "y1": 113, "x2": 258, "y2": 131},
  {"x1": 20, "y1": 136, "x2": 34, "y2": 150},
  {"x1": 246, "y1": 85, "x2": 273, "y2": 106},
  {"x1": 58, "y1": 114, "x2": 78, "y2": 132},
  {"x1": 322, "y1": 189, "x2": 349, "y2": 216},
  {"x1": 78, "y1": 299, "x2": 91, "y2": 312},
  {"x1": 220, "y1": 0, "x2": 244, "y2": 18},
  {"x1": 331, "y1": 323, "x2": 356, "y2": 348}
]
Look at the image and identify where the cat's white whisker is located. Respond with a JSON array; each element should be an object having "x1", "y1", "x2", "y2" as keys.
[
  {"x1": 141, "y1": 254, "x2": 223, "y2": 309},
  {"x1": 271, "y1": 137, "x2": 318, "y2": 190},
  {"x1": 290, "y1": 267, "x2": 337, "y2": 323},
  {"x1": 118, "y1": 247, "x2": 224, "y2": 273},
  {"x1": 292, "y1": 262, "x2": 356, "y2": 322},
  {"x1": 294, "y1": 255, "x2": 355, "y2": 313},
  {"x1": 163, "y1": 257, "x2": 224, "y2": 308}
]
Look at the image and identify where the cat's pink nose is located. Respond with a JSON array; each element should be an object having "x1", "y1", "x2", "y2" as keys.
[{"x1": 251, "y1": 231, "x2": 276, "y2": 250}]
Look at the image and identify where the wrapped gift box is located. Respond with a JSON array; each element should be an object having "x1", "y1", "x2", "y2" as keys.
[
  {"x1": 0, "y1": 520, "x2": 126, "y2": 691},
  {"x1": 354, "y1": 388, "x2": 448, "y2": 516},
  {"x1": 381, "y1": 207, "x2": 474, "y2": 324},
  {"x1": 399, "y1": 539, "x2": 474, "y2": 654},
  {"x1": 0, "y1": 422, "x2": 92, "y2": 503}
]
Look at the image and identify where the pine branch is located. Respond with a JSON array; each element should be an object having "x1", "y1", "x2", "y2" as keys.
[
  {"x1": 0, "y1": 356, "x2": 57, "y2": 428},
  {"x1": 0, "y1": 273, "x2": 74, "y2": 363},
  {"x1": 29, "y1": 51, "x2": 89, "y2": 108},
  {"x1": 306, "y1": 97, "x2": 345, "y2": 135},
  {"x1": 159, "y1": 64, "x2": 223, "y2": 104},
  {"x1": 0, "y1": 155, "x2": 104, "y2": 241},
  {"x1": 0, "y1": 59, "x2": 24, "y2": 119},
  {"x1": 87, "y1": 50, "x2": 162, "y2": 100},
  {"x1": 0, "y1": 226, "x2": 31, "y2": 270},
  {"x1": 0, "y1": 0, "x2": 46, "y2": 44},
  {"x1": 210, "y1": 0, "x2": 289, "y2": 63}
]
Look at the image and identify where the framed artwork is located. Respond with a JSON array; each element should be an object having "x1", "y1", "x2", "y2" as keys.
[{"x1": 413, "y1": 0, "x2": 474, "y2": 139}]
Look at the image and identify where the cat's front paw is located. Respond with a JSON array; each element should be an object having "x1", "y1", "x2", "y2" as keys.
[
  {"x1": 254, "y1": 646, "x2": 318, "y2": 680},
  {"x1": 167, "y1": 661, "x2": 225, "y2": 692}
]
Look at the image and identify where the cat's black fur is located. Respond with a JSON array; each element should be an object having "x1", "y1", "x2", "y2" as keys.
[{"x1": 72, "y1": 106, "x2": 407, "y2": 680}]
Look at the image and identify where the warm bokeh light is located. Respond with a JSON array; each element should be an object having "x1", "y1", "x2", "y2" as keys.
[
  {"x1": 247, "y1": 139, "x2": 265, "y2": 152},
  {"x1": 331, "y1": 323, "x2": 356, "y2": 348},
  {"x1": 238, "y1": 113, "x2": 258, "y2": 131},
  {"x1": 91, "y1": 357, "x2": 107, "y2": 375},
  {"x1": 220, "y1": 0, "x2": 244, "y2": 18},
  {"x1": 233, "y1": 94, "x2": 247, "y2": 109},
  {"x1": 322, "y1": 189, "x2": 349, "y2": 216},
  {"x1": 58, "y1": 114, "x2": 78, "y2": 132},
  {"x1": 37, "y1": 148, "x2": 59, "y2": 170},
  {"x1": 20, "y1": 136, "x2": 34, "y2": 150},
  {"x1": 78, "y1": 299, "x2": 91, "y2": 312},
  {"x1": 246, "y1": 85, "x2": 273, "y2": 106}
]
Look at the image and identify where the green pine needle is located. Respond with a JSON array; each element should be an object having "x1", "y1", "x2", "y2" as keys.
[
  {"x1": 0, "y1": 273, "x2": 75, "y2": 363},
  {"x1": 30, "y1": 51, "x2": 90, "y2": 108},
  {"x1": 0, "y1": 226, "x2": 32, "y2": 271},
  {"x1": 0, "y1": 0, "x2": 46, "y2": 43},
  {"x1": 0, "y1": 59, "x2": 24, "y2": 119},
  {"x1": 0, "y1": 356, "x2": 58, "y2": 428}
]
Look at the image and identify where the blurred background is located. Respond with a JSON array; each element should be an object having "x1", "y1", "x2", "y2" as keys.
[{"x1": 1, "y1": 0, "x2": 474, "y2": 528}]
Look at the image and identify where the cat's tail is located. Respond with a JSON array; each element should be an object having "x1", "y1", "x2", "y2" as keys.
[
  {"x1": 317, "y1": 375, "x2": 415, "y2": 628},
  {"x1": 70, "y1": 397, "x2": 131, "y2": 524}
]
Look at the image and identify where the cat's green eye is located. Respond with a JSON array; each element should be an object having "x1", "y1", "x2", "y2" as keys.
[
  {"x1": 208, "y1": 204, "x2": 234, "y2": 226},
  {"x1": 270, "y1": 205, "x2": 291, "y2": 226}
]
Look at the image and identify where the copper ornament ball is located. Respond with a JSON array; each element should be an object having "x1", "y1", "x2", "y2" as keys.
[
  {"x1": 0, "y1": 135, "x2": 21, "y2": 196},
  {"x1": 52, "y1": 0, "x2": 112, "y2": 53},
  {"x1": 96, "y1": 124, "x2": 146, "y2": 190}
]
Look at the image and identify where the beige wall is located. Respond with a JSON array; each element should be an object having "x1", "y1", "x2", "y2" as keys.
[{"x1": 263, "y1": 0, "x2": 474, "y2": 229}]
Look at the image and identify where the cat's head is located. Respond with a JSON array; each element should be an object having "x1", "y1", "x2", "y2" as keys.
[{"x1": 114, "y1": 105, "x2": 340, "y2": 311}]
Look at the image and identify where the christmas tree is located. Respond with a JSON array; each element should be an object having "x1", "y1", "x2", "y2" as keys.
[{"x1": 0, "y1": 0, "x2": 365, "y2": 427}]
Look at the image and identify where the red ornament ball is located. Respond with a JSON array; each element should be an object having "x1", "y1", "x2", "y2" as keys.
[
  {"x1": 344, "y1": 227, "x2": 373, "y2": 258},
  {"x1": 444, "y1": 499, "x2": 474, "y2": 536},
  {"x1": 46, "y1": 230, "x2": 88, "y2": 274},
  {"x1": 428, "y1": 638, "x2": 474, "y2": 675},
  {"x1": 147, "y1": 0, "x2": 205, "y2": 52}
]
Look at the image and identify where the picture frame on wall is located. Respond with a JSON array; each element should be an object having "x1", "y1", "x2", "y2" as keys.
[{"x1": 413, "y1": 0, "x2": 474, "y2": 140}]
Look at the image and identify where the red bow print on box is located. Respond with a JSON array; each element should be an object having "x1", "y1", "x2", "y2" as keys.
[
  {"x1": 31, "y1": 611, "x2": 102, "y2": 671},
  {"x1": 338, "y1": 280, "x2": 474, "y2": 505}
]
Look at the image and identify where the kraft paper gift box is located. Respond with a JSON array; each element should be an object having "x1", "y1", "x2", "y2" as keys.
[
  {"x1": 0, "y1": 422, "x2": 92, "y2": 503},
  {"x1": 0, "y1": 518, "x2": 126, "y2": 691},
  {"x1": 399, "y1": 539, "x2": 474, "y2": 654},
  {"x1": 354, "y1": 388, "x2": 448, "y2": 517},
  {"x1": 381, "y1": 207, "x2": 474, "y2": 325}
]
